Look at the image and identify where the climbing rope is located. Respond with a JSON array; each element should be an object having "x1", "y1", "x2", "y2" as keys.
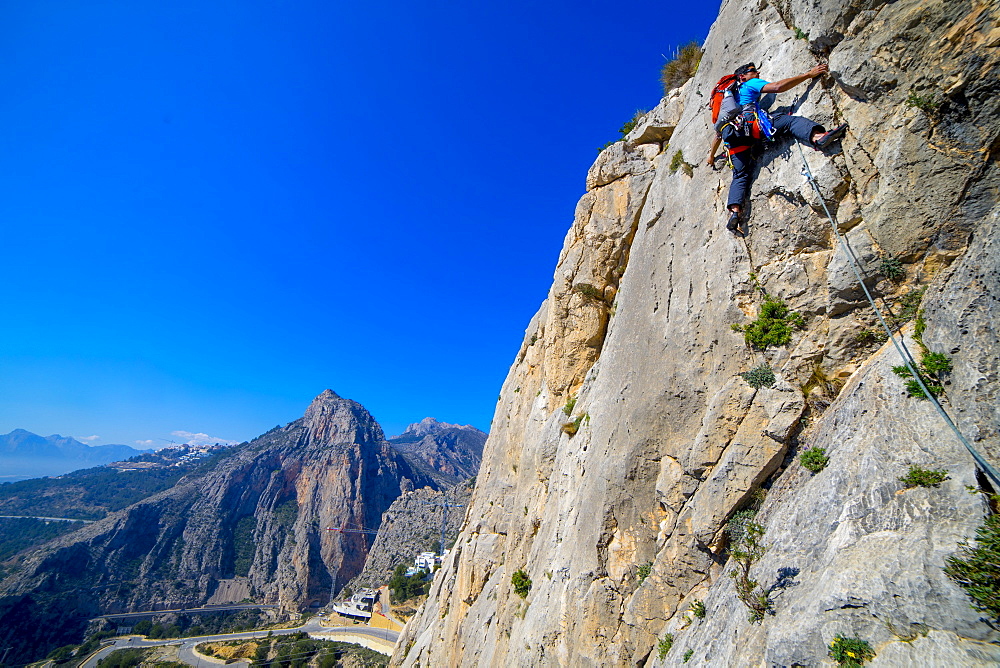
[{"x1": 796, "y1": 142, "x2": 1000, "y2": 490}]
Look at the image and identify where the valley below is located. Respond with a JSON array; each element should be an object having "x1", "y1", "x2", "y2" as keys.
[{"x1": 0, "y1": 395, "x2": 483, "y2": 667}]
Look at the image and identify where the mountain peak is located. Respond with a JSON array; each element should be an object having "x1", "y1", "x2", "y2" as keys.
[
  {"x1": 397, "y1": 417, "x2": 481, "y2": 439},
  {"x1": 302, "y1": 390, "x2": 384, "y2": 446}
]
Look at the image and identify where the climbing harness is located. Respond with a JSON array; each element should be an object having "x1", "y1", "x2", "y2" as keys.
[
  {"x1": 719, "y1": 114, "x2": 764, "y2": 170},
  {"x1": 796, "y1": 142, "x2": 1000, "y2": 490}
]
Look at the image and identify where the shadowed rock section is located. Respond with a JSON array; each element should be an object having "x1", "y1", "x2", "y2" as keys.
[{"x1": 394, "y1": 0, "x2": 1000, "y2": 665}]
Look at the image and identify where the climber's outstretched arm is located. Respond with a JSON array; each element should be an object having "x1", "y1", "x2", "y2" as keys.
[{"x1": 760, "y1": 64, "x2": 827, "y2": 94}]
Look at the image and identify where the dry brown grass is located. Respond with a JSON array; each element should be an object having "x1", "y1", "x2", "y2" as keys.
[{"x1": 661, "y1": 42, "x2": 703, "y2": 94}]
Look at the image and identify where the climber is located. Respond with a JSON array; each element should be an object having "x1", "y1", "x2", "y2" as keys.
[{"x1": 712, "y1": 62, "x2": 848, "y2": 233}]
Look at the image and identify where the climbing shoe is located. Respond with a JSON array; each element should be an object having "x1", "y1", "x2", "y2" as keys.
[
  {"x1": 813, "y1": 123, "x2": 848, "y2": 149},
  {"x1": 726, "y1": 210, "x2": 741, "y2": 233}
]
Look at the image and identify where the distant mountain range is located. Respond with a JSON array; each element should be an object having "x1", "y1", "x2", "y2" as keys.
[
  {"x1": 0, "y1": 429, "x2": 147, "y2": 482},
  {"x1": 0, "y1": 393, "x2": 486, "y2": 663}
]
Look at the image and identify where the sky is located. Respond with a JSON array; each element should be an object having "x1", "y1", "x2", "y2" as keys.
[{"x1": 0, "y1": 0, "x2": 722, "y2": 448}]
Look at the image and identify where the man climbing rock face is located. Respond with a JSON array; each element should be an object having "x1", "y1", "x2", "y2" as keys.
[{"x1": 713, "y1": 61, "x2": 848, "y2": 234}]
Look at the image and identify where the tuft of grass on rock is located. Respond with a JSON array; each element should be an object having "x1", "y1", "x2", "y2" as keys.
[
  {"x1": 669, "y1": 149, "x2": 693, "y2": 176},
  {"x1": 661, "y1": 42, "x2": 702, "y2": 93},
  {"x1": 880, "y1": 256, "x2": 905, "y2": 281},
  {"x1": 906, "y1": 89, "x2": 939, "y2": 113},
  {"x1": 657, "y1": 633, "x2": 674, "y2": 659},
  {"x1": 511, "y1": 569, "x2": 532, "y2": 598}
]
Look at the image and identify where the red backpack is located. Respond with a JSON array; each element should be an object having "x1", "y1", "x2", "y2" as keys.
[{"x1": 709, "y1": 73, "x2": 741, "y2": 124}]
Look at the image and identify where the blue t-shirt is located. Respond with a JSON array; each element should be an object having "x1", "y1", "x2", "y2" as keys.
[{"x1": 738, "y1": 78, "x2": 768, "y2": 106}]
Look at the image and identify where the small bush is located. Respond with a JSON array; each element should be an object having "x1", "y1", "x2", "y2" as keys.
[
  {"x1": 922, "y1": 351, "x2": 953, "y2": 374},
  {"x1": 900, "y1": 465, "x2": 949, "y2": 488},
  {"x1": 511, "y1": 569, "x2": 532, "y2": 598},
  {"x1": 725, "y1": 489, "x2": 766, "y2": 545},
  {"x1": 657, "y1": 633, "x2": 674, "y2": 659},
  {"x1": 800, "y1": 447, "x2": 829, "y2": 474},
  {"x1": 880, "y1": 256, "x2": 905, "y2": 281},
  {"x1": 729, "y1": 521, "x2": 770, "y2": 622},
  {"x1": 661, "y1": 42, "x2": 703, "y2": 93},
  {"x1": 683, "y1": 648, "x2": 694, "y2": 663},
  {"x1": 828, "y1": 635, "x2": 875, "y2": 666},
  {"x1": 740, "y1": 364, "x2": 776, "y2": 389},
  {"x1": 741, "y1": 295, "x2": 805, "y2": 349},
  {"x1": 618, "y1": 109, "x2": 647, "y2": 137},
  {"x1": 945, "y1": 509, "x2": 1000, "y2": 618},
  {"x1": 670, "y1": 150, "x2": 681, "y2": 172},
  {"x1": 891, "y1": 363, "x2": 939, "y2": 397},
  {"x1": 637, "y1": 562, "x2": 652, "y2": 584},
  {"x1": 893, "y1": 349, "x2": 951, "y2": 399},
  {"x1": 726, "y1": 508, "x2": 757, "y2": 545},
  {"x1": 691, "y1": 599, "x2": 706, "y2": 619},
  {"x1": 563, "y1": 395, "x2": 577, "y2": 416},
  {"x1": 669, "y1": 149, "x2": 693, "y2": 176},
  {"x1": 890, "y1": 287, "x2": 925, "y2": 328},
  {"x1": 793, "y1": 27, "x2": 809, "y2": 40},
  {"x1": 906, "y1": 89, "x2": 939, "y2": 113},
  {"x1": 574, "y1": 282, "x2": 604, "y2": 301},
  {"x1": 561, "y1": 415, "x2": 583, "y2": 436},
  {"x1": 914, "y1": 312, "x2": 927, "y2": 343},
  {"x1": 853, "y1": 328, "x2": 888, "y2": 345}
]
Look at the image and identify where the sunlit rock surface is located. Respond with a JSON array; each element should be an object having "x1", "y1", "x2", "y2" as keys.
[{"x1": 394, "y1": 0, "x2": 1000, "y2": 665}]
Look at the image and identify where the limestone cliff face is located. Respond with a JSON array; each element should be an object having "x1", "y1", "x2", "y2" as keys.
[
  {"x1": 0, "y1": 391, "x2": 434, "y2": 662},
  {"x1": 394, "y1": 0, "x2": 1000, "y2": 665}
]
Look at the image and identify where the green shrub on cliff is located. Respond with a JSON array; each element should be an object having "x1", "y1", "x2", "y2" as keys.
[
  {"x1": 945, "y1": 508, "x2": 1000, "y2": 619},
  {"x1": 511, "y1": 569, "x2": 532, "y2": 598},
  {"x1": 899, "y1": 466, "x2": 949, "y2": 488},
  {"x1": 828, "y1": 635, "x2": 875, "y2": 666},
  {"x1": 800, "y1": 447, "x2": 829, "y2": 474},
  {"x1": 729, "y1": 521, "x2": 771, "y2": 622},
  {"x1": 657, "y1": 633, "x2": 674, "y2": 659},
  {"x1": 735, "y1": 296, "x2": 804, "y2": 349},
  {"x1": 740, "y1": 364, "x2": 776, "y2": 389}
]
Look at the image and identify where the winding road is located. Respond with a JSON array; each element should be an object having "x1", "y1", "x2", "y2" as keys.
[{"x1": 81, "y1": 617, "x2": 398, "y2": 668}]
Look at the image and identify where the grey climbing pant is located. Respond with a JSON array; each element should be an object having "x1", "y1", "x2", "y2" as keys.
[{"x1": 726, "y1": 114, "x2": 825, "y2": 210}]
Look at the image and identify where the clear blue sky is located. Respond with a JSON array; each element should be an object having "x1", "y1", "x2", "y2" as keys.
[{"x1": 0, "y1": 1, "x2": 721, "y2": 447}]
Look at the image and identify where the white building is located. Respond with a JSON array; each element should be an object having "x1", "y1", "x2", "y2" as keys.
[{"x1": 414, "y1": 551, "x2": 437, "y2": 571}]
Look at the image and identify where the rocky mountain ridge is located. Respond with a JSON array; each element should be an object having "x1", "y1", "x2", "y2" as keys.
[
  {"x1": 389, "y1": 418, "x2": 486, "y2": 484},
  {"x1": 0, "y1": 390, "x2": 439, "y2": 663},
  {"x1": 393, "y1": 0, "x2": 1000, "y2": 665}
]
